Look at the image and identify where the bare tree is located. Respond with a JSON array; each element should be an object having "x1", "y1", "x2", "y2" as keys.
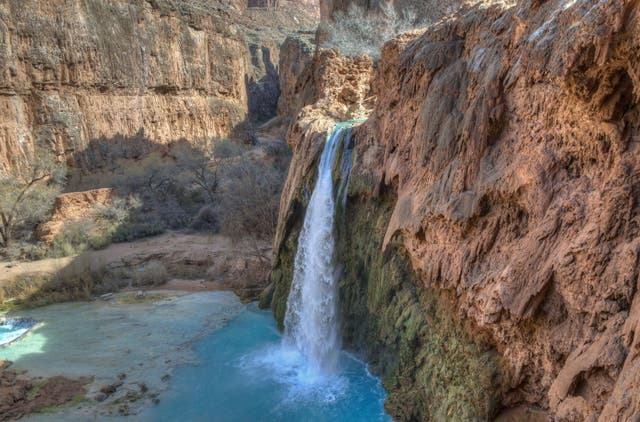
[
  {"x1": 218, "y1": 156, "x2": 285, "y2": 261},
  {"x1": 0, "y1": 141, "x2": 66, "y2": 247},
  {"x1": 173, "y1": 139, "x2": 227, "y2": 204}
]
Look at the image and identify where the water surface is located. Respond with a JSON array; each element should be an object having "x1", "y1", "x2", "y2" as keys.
[
  {"x1": 142, "y1": 304, "x2": 390, "y2": 422},
  {"x1": 0, "y1": 293, "x2": 389, "y2": 421},
  {"x1": 0, "y1": 317, "x2": 35, "y2": 346}
]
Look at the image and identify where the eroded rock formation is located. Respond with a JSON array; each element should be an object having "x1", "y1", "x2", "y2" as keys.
[
  {"x1": 268, "y1": 0, "x2": 640, "y2": 420},
  {"x1": 35, "y1": 188, "x2": 114, "y2": 243},
  {"x1": 276, "y1": 34, "x2": 316, "y2": 117},
  {"x1": 0, "y1": 0, "x2": 318, "y2": 174}
]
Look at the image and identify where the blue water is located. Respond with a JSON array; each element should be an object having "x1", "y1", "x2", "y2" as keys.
[
  {"x1": 142, "y1": 305, "x2": 391, "y2": 422},
  {"x1": 0, "y1": 317, "x2": 36, "y2": 347}
]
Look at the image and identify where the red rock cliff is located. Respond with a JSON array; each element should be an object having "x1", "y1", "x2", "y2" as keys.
[
  {"x1": 269, "y1": 0, "x2": 640, "y2": 420},
  {"x1": 319, "y1": 0, "x2": 470, "y2": 21},
  {"x1": 0, "y1": 0, "x2": 318, "y2": 174}
]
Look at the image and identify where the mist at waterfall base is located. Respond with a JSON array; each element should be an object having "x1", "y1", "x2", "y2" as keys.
[
  {"x1": 144, "y1": 305, "x2": 389, "y2": 422},
  {"x1": 147, "y1": 122, "x2": 390, "y2": 421}
]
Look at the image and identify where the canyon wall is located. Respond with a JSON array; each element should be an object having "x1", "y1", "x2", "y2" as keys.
[
  {"x1": 319, "y1": 0, "x2": 471, "y2": 21},
  {"x1": 0, "y1": 0, "x2": 318, "y2": 174},
  {"x1": 267, "y1": 0, "x2": 640, "y2": 420}
]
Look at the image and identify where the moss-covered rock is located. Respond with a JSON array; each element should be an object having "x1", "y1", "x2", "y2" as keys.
[
  {"x1": 269, "y1": 227, "x2": 300, "y2": 330},
  {"x1": 336, "y1": 185, "x2": 500, "y2": 420}
]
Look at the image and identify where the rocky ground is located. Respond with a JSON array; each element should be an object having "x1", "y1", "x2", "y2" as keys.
[{"x1": 0, "y1": 360, "x2": 90, "y2": 421}]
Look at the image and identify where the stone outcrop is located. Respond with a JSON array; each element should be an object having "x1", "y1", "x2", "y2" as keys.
[
  {"x1": 277, "y1": 42, "x2": 374, "y2": 122},
  {"x1": 36, "y1": 188, "x2": 114, "y2": 243},
  {"x1": 268, "y1": 0, "x2": 640, "y2": 420},
  {"x1": 0, "y1": 360, "x2": 91, "y2": 421},
  {"x1": 0, "y1": 0, "x2": 318, "y2": 174},
  {"x1": 276, "y1": 34, "x2": 316, "y2": 117}
]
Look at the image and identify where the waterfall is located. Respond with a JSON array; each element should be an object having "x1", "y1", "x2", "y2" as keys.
[
  {"x1": 337, "y1": 126, "x2": 354, "y2": 209},
  {"x1": 283, "y1": 122, "x2": 356, "y2": 375}
]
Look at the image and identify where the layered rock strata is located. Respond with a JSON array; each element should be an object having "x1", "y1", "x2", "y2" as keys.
[{"x1": 0, "y1": 0, "x2": 318, "y2": 174}]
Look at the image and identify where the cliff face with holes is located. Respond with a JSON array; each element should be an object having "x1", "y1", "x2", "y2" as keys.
[
  {"x1": 268, "y1": 0, "x2": 640, "y2": 420},
  {"x1": 0, "y1": 0, "x2": 318, "y2": 173}
]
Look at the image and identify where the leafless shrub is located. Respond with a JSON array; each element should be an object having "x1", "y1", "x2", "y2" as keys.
[
  {"x1": 25, "y1": 255, "x2": 111, "y2": 306},
  {"x1": 4, "y1": 241, "x2": 49, "y2": 261},
  {"x1": 50, "y1": 218, "x2": 100, "y2": 257},
  {"x1": 174, "y1": 140, "x2": 220, "y2": 203},
  {"x1": 94, "y1": 196, "x2": 141, "y2": 224},
  {"x1": 0, "y1": 140, "x2": 66, "y2": 248},
  {"x1": 190, "y1": 205, "x2": 219, "y2": 231},
  {"x1": 213, "y1": 138, "x2": 246, "y2": 160},
  {"x1": 218, "y1": 156, "x2": 287, "y2": 258},
  {"x1": 0, "y1": 274, "x2": 49, "y2": 310}
]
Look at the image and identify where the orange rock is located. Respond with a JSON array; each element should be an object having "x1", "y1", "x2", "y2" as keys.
[
  {"x1": 0, "y1": 0, "x2": 320, "y2": 173},
  {"x1": 275, "y1": 0, "x2": 640, "y2": 419},
  {"x1": 36, "y1": 188, "x2": 114, "y2": 244}
]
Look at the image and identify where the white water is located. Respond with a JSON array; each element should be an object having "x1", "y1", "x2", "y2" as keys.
[
  {"x1": 0, "y1": 317, "x2": 36, "y2": 347},
  {"x1": 283, "y1": 123, "x2": 353, "y2": 376}
]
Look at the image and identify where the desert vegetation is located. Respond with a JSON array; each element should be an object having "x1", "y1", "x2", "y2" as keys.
[
  {"x1": 0, "y1": 254, "x2": 173, "y2": 311},
  {"x1": 0, "y1": 140, "x2": 66, "y2": 254},
  {"x1": 0, "y1": 134, "x2": 290, "y2": 262}
]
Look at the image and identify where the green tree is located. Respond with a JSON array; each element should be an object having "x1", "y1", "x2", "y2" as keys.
[{"x1": 0, "y1": 141, "x2": 66, "y2": 248}]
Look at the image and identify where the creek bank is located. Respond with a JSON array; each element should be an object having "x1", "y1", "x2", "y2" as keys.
[
  {"x1": 0, "y1": 360, "x2": 90, "y2": 422},
  {"x1": 1, "y1": 231, "x2": 271, "y2": 311}
]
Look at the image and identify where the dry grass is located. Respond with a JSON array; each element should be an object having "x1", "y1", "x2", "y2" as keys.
[
  {"x1": 130, "y1": 261, "x2": 169, "y2": 286},
  {"x1": 0, "y1": 274, "x2": 50, "y2": 312},
  {"x1": 0, "y1": 255, "x2": 125, "y2": 311},
  {"x1": 25, "y1": 257, "x2": 108, "y2": 307}
]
